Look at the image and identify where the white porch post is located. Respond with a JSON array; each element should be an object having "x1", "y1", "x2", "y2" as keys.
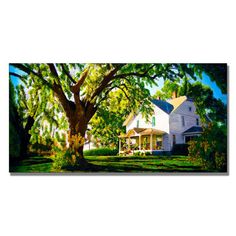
[
  {"x1": 139, "y1": 135, "x2": 141, "y2": 150},
  {"x1": 150, "y1": 133, "x2": 153, "y2": 153},
  {"x1": 119, "y1": 138, "x2": 121, "y2": 153}
]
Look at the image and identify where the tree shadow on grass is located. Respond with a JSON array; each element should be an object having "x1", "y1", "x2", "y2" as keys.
[
  {"x1": 64, "y1": 160, "x2": 206, "y2": 173},
  {"x1": 21, "y1": 157, "x2": 53, "y2": 165},
  {"x1": 10, "y1": 155, "x2": 209, "y2": 173},
  {"x1": 10, "y1": 156, "x2": 53, "y2": 172}
]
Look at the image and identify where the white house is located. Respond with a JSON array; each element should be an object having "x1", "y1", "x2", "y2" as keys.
[{"x1": 118, "y1": 94, "x2": 203, "y2": 154}]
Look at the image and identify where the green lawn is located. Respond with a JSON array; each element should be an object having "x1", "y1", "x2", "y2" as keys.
[{"x1": 10, "y1": 155, "x2": 206, "y2": 173}]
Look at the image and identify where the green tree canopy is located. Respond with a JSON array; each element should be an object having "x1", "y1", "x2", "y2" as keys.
[{"x1": 89, "y1": 89, "x2": 131, "y2": 147}]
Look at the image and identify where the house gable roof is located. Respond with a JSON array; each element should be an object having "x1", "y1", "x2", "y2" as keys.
[
  {"x1": 151, "y1": 99, "x2": 174, "y2": 114},
  {"x1": 168, "y1": 96, "x2": 187, "y2": 112}
]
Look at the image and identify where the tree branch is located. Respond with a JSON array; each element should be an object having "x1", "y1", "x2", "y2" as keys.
[
  {"x1": 70, "y1": 68, "x2": 89, "y2": 94},
  {"x1": 119, "y1": 84, "x2": 130, "y2": 101},
  {"x1": 60, "y1": 64, "x2": 77, "y2": 84},
  {"x1": 90, "y1": 65, "x2": 123, "y2": 101},
  {"x1": 47, "y1": 63, "x2": 74, "y2": 115},
  {"x1": 9, "y1": 72, "x2": 27, "y2": 84},
  {"x1": 47, "y1": 63, "x2": 61, "y2": 85},
  {"x1": 95, "y1": 83, "x2": 130, "y2": 110},
  {"x1": 84, "y1": 65, "x2": 125, "y2": 122},
  {"x1": 10, "y1": 63, "x2": 52, "y2": 89},
  {"x1": 11, "y1": 63, "x2": 74, "y2": 120}
]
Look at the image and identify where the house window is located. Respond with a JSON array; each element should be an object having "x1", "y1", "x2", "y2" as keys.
[
  {"x1": 137, "y1": 120, "x2": 139, "y2": 128},
  {"x1": 189, "y1": 106, "x2": 192, "y2": 112},
  {"x1": 156, "y1": 136, "x2": 162, "y2": 150},
  {"x1": 181, "y1": 116, "x2": 185, "y2": 126},
  {"x1": 196, "y1": 118, "x2": 199, "y2": 126},
  {"x1": 152, "y1": 116, "x2": 156, "y2": 127},
  {"x1": 173, "y1": 135, "x2": 176, "y2": 146}
]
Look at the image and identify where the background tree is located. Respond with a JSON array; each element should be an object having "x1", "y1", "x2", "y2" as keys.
[
  {"x1": 9, "y1": 80, "x2": 22, "y2": 161},
  {"x1": 10, "y1": 76, "x2": 69, "y2": 158},
  {"x1": 89, "y1": 89, "x2": 130, "y2": 147},
  {"x1": 153, "y1": 79, "x2": 227, "y2": 124}
]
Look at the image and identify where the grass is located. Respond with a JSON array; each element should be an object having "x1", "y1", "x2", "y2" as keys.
[
  {"x1": 10, "y1": 155, "x2": 206, "y2": 173},
  {"x1": 85, "y1": 155, "x2": 204, "y2": 172},
  {"x1": 10, "y1": 156, "x2": 53, "y2": 173}
]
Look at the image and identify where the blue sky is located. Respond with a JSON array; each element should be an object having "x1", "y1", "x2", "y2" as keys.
[
  {"x1": 201, "y1": 72, "x2": 227, "y2": 103},
  {"x1": 9, "y1": 65, "x2": 26, "y2": 87}
]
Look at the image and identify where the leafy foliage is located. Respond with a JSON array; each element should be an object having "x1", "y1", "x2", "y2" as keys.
[
  {"x1": 188, "y1": 123, "x2": 227, "y2": 171},
  {"x1": 14, "y1": 78, "x2": 69, "y2": 154},
  {"x1": 89, "y1": 90, "x2": 130, "y2": 147},
  {"x1": 51, "y1": 149, "x2": 78, "y2": 172},
  {"x1": 188, "y1": 64, "x2": 227, "y2": 94}
]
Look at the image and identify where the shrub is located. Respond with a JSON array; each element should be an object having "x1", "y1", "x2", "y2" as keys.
[
  {"x1": 133, "y1": 150, "x2": 149, "y2": 157},
  {"x1": 84, "y1": 148, "x2": 118, "y2": 156},
  {"x1": 51, "y1": 149, "x2": 78, "y2": 171},
  {"x1": 172, "y1": 144, "x2": 189, "y2": 156},
  {"x1": 188, "y1": 123, "x2": 227, "y2": 172},
  {"x1": 31, "y1": 142, "x2": 52, "y2": 152},
  {"x1": 145, "y1": 151, "x2": 152, "y2": 156}
]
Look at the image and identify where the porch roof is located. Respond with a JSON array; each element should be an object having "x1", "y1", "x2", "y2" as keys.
[
  {"x1": 119, "y1": 128, "x2": 165, "y2": 138},
  {"x1": 140, "y1": 128, "x2": 165, "y2": 136},
  {"x1": 183, "y1": 126, "x2": 203, "y2": 135}
]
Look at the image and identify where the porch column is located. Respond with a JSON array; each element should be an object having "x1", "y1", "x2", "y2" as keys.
[
  {"x1": 150, "y1": 133, "x2": 153, "y2": 152},
  {"x1": 139, "y1": 135, "x2": 141, "y2": 150},
  {"x1": 119, "y1": 138, "x2": 121, "y2": 153}
]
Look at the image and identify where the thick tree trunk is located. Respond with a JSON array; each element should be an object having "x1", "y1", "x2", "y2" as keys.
[
  {"x1": 20, "y1": 116, "x2": 35, "y2": 158},
  {"x1": 68, "y1": 116, "x2": 88, "y2": 168}
]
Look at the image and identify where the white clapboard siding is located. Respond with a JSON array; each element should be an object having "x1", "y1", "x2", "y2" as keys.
[
  {"x1": 126, "y1": 104, "x2": 170, "y2": 133},
  {"x1": 169, "y1": 100, "x2": 201, "y2": 146}
]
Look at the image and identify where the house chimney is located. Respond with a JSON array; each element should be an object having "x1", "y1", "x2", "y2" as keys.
[{"x1": 172, "y1": 91, "x2": 177, "y2": 99}]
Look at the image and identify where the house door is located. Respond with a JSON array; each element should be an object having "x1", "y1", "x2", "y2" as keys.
[{"x1": 173, "y1": 134, "x2": 176, "y2": 146}]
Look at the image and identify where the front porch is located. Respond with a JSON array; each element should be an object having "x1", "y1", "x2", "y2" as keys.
[{"x1": 118, "y1": 128, "x2": 166, "y2": 155}]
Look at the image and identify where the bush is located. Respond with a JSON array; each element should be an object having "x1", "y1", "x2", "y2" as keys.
[
  {"x1": 188, "y1": 123, "x2": 227, "y2": 172},
  {"x1": 84, "y1": 148, "x2": 118, "y2": 156},
  {"x1": 172, "y1": 144, "x2": 189, "y2": 156},
  {"x1": 51, "y1": 149, "x2": 78, "y2": 171}
]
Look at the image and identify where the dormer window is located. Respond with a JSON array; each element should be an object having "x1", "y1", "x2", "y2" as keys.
[
  {"x1": 137, "y1": 120, "x2": 139, "y2": 128},
  {"x1": 189, "y1": 106, "x2": 192, "y2": 112}
]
